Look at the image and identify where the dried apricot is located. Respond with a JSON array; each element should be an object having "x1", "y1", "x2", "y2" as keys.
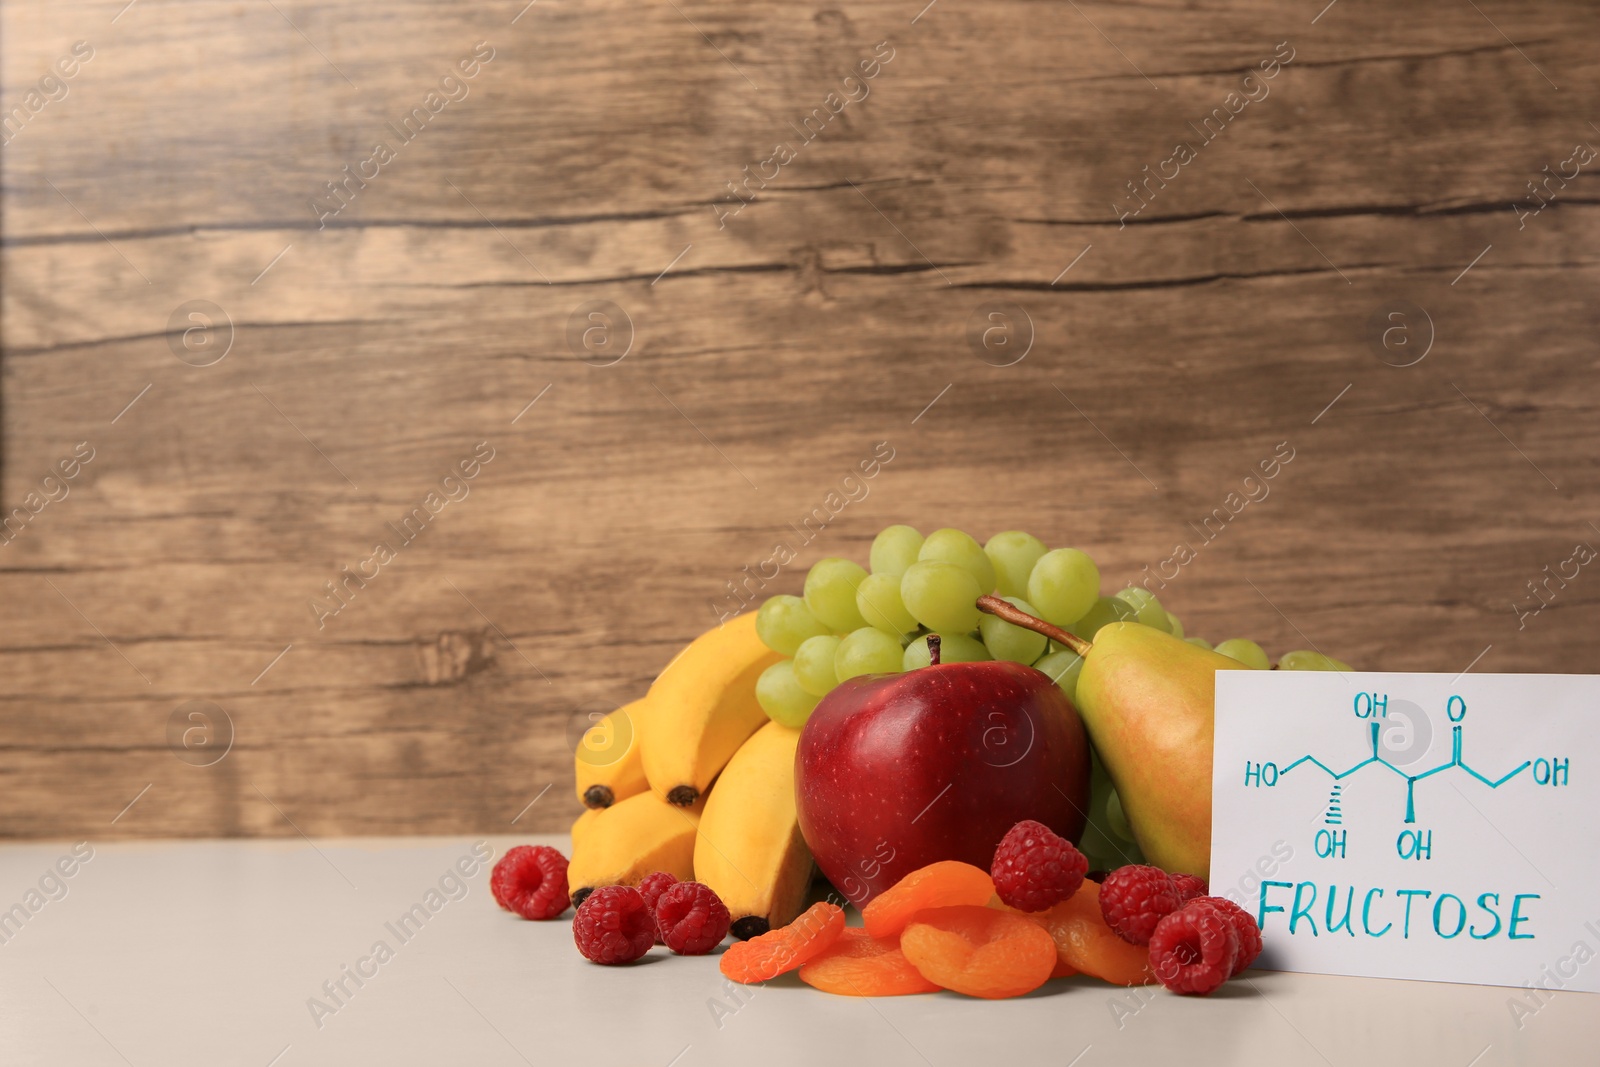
[
  {"x1": 862, "y1": 861, "x2": 995, "y2": 939},
  {"x1": 798, "y1": 928, "x2": 941, "y2": 997},
  {"x1": 720, "y1": 901, "x2": 845, "y2": 984},
  {"x1": 900, "y1": 905, "x2": 1057, "y2": 999},
  {"x1": 1037, "y1": 880, "x2": 1154, "y2": 986},
  {"x1": 989, "y1": 894, "x2": 1076, "y2": 977}
]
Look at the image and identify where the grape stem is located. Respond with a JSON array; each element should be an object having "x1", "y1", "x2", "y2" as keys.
[
  {"x1": 975, "y1": 595, "x2": 1092, "y2": 657},
  {"x1": 926, "y1": 634, "x2": 942, "y2": 666}
]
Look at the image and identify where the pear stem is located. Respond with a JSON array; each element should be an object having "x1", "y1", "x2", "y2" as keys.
[
  {"x1": 976, "y1": 595, "x2": 1092, "y2": 657},
  {"x1": 926, "y1": 634, "x2": 942, "y2": 666}
]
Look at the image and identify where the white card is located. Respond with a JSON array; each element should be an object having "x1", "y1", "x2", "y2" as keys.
[{"x1": 1211, "y1": 671, "x2": 1600, "y2": 995}]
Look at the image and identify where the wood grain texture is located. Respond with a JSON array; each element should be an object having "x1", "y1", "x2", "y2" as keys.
[{"x1": 2, "y1": 0, "x2": 1597, "y2": 838}]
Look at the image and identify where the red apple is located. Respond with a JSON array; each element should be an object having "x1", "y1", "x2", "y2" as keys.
[{"x1": 795, "y1": 656, "x2": 1090, "y2": 907}]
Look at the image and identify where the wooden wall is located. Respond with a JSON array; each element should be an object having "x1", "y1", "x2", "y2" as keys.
[{"x1": 2, "y1": 0, "x2": 1596, "y2": 838}]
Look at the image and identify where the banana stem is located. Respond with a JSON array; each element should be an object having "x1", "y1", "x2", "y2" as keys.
[{"x1": 976, "y1": 595, "x2": 1092, "y2": 657}]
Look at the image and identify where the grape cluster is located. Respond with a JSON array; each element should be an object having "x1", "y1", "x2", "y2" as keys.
[
  {"x1": 753, "y1": 525, "x2": 1352, "y2": 731},
  {"x1": 753, "y1": 523, "x2": 1354, "y2": 872}
]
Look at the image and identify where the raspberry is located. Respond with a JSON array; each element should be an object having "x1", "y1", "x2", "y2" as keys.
[
  {"x1": 1187, "y1": 897, "x2": 1262, "y2": 976},
  {"x1": 1170, "y1": 873, "x2": 1209, "y2": 903},
  {"x1": 655, "y1": 881, "x2": 731, "y2": 955},
  {"x1": 573, "y1": 885, "x2": 656, "y2": 964},
  {"x1": 990, "y1": 820, "x2": 1088, "y2": 912},
  {"x1": 490, "y1": 845, "x2": 569, "y2": 920},
  {"x1": 637, "y1": 871, "x2": 679, "y2": 942},
  {"x1": 1147, "y1": 902, "x2": 1239, "y2": 995},
  {"x1": 1098, "y1": 864, "x2": 1182, "y2": 945}
]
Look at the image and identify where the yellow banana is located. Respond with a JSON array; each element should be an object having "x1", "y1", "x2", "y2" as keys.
[
  {"x1": 574, "y1": 698, "x2": 652, "y2": 808},
  {"x1": 693, "y1": 720, "x2": 815, "y2": 939},
  {"x1": 570, "y1": 807, "x2": 603, "y2": 852},
  {"x1": 565, "y1": 789, "x2": 702, "y2": 906},
  {"x1": 640, "y1": 612, "x2": 782, "y2": 806}
]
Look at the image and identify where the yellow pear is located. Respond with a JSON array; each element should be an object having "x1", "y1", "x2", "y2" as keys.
[{"x1": 1072, "y1": 623, "x2": 1246, "y2": 876}]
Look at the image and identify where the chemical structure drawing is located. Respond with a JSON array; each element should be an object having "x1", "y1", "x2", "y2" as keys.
[{"x1": 1239, "y1": 692, "x2": 1571, "y2": 860}]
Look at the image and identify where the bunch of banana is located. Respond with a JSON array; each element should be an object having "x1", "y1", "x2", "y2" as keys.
[{"x1": 563, "y1": 615, "x2": 813, "y2": 931}]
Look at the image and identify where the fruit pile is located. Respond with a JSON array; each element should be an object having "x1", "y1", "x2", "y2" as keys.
[{"x1": 500, "y1": 521, "x2": 1355, "y2": 1002}]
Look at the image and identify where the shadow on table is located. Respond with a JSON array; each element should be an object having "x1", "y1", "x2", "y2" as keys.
[{"x1": 1010, "y1": 972, "x2": 1264, "y2": 1000}]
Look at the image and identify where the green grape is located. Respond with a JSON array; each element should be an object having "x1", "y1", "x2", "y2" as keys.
[
  {"x1": 1279, "y1": 649, "x2": 1349, "y2": 671},
  {"x1": 1106, "y1": 790, "x2": 1135, "y2": 842},
  {"x1": 1033, "y1": 648, "x2": 1084, "y2": 703},
  {"x1": 1165, "y1": 612, "x2": 1185, "y2": 640},
  {"x1": 1027, "y1": 548, "x2": 1099, "y2": 627},
  {"x1": 835, "y1": 627, "x2": 904, "y2": 681},
  {"x1": 794, "y1": 634, "x2": 843, "y2": 696},
  {"x1": 1215, "y1": 638, "x2": 1269, "y2": 670},
  {"x1": 1112, "y1": 587, "x2": 1169, "y2": 631},
  {"x1": 1185, "y1": 636, "x2": 1214, "y2": 651},
  {"x1": 903, "y1": 632, "x2": 991, "y2": 669},
  {"x1": 900, "y1": 560, "x2": 983, "y2": 633},
  {"x1": 977, "y1": 596, "x2": 1048, "y2": 664},
  {"x1": 803, "y1": 557, "x2": 869, "y2": 632},
  {"x1": 869, "y1": 524, "x2": 924, "y2": 576},
  {"x1": 984, "y1": 531, "x2": 1046, "y2": 599},
  {"x1": 755, "y1": 594, "x2": 831, "y2": 655},
  {"x1": 918, "y1": 528, "x2": 997, "y2": 593},
  {"x1": 755, "y1": 659, "x2": 820, "y2": 728},
  {"x1": 856, "y1": 572, "x2": 918, "y2": 635},
  {"x1": 1068, "y1": 596, "x2": 1136, "y2": 640}
]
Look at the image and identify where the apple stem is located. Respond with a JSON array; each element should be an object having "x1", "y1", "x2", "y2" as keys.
[
  {"x1": 975, "y1": 595, "x2": 1092, "y2": 657},
  {"x1": 926, "y1": 634, "x2": 942, "y2": 666}
]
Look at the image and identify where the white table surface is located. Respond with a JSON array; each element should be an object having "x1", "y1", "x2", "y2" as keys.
[{"x1": 0, "y1": 834, "x2": 1591, "y2": 1066}]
